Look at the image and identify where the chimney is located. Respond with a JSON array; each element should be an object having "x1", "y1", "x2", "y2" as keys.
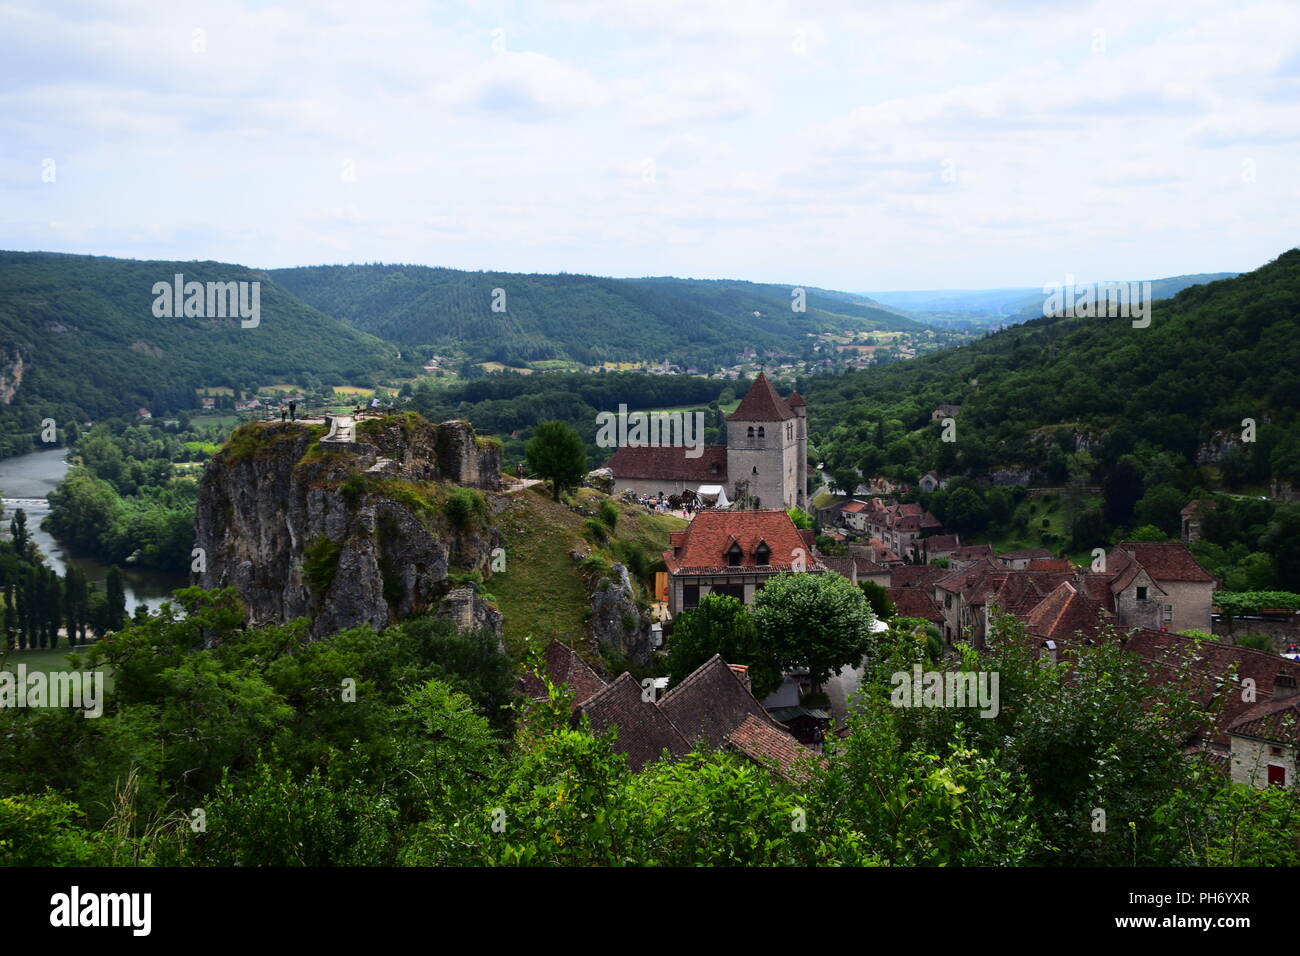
[{"x1": 728, "y1": 664, "x2": 752, "y2": 693}]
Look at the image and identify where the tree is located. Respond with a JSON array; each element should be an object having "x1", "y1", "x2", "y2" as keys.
[
  {"x1": 786, "y1": 507, "x2": 812, "y2": 530},
  {"x1": 858, "y1": 580, "x2": 896, "y2": 621},
  {"x1": 105, "y1": 566, "x2": 127, "y2": 633},
  {"x1": 1103, "y1": 457, "x2": 1143, "y2": 529},
  {"x1": 9, "y1": 509, "x2": 27, "y2": 555},
  {"x1": 750, "y1": 572, "x2": 877, "y2": 687},
  {"x1": 944, "y1": 487, "x2": 989, "y2": 535},
  {"x1": 1134, "y1": 484, "x2": 1185, "y2": 538},
  {"x1": 526, "y1": 421, "x2": 587, "y2": 500},
  {"x1": 666, "y1": 594, "x2": 781, "y2": 698}
]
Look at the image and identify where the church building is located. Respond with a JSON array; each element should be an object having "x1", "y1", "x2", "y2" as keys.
[{"x1": 605, "y1": 372, "x2": 808, "y2": 510}]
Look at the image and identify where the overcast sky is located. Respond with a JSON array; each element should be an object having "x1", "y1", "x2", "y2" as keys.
[{"x1": 2, "y1": 0, "x2": 1298, "y2": 290}]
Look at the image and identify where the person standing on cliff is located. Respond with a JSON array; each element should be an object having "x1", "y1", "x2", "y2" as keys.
[
  {"x1": 280, "y1": 406, "x2": 286, "y2": 422},
  {"x1": 289, "y1": 400, "x2": 297, "y2": 421},
  {"x1": 516, "y1": 462, "x2": 524, "y2": 480}
]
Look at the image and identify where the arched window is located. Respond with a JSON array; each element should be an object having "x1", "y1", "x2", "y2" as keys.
[
  {"x1": 747, "y1": 426, "x2": 755, "y2": 437},
  {"x1": 752, "y1": 466, "x2": 758, "y2": 474},
  {"x1": 757, "y1": 426, "x2": 765, "y2": 439}
]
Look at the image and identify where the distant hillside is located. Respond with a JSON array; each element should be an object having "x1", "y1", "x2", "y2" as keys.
[
  {"x1": 0, "y1": 251, "x2": 400, "y2": 458},
  {"x1": 868, "y1": 273, "x2": 1238, "y2": 329},
  {"x1": 271, "y1": 263, "x2": 930, "y2": 368},
  {"x1": 806, "y1": 251, "x2": 1300, "y2": 486}
]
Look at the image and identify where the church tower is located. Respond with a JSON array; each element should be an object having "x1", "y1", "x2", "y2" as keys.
[{"x1": 725, "y1": 372, "x2": 806, "y2": 510}]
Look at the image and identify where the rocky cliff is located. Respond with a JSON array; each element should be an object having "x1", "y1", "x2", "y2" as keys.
[{"x1": 195, "y1": 413, "x2": 503, "y2": 638}]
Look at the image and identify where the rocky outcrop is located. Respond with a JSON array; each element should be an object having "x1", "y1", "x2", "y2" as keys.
[
  {"x1": 586, "y1": 561, "x2": 653, "y2": 665},
  {"x1": 1195, "y1": 430, "x2": 1241, "y2": 465},
  {"x1": 194, "y1": 416, "x2": 501, "y2": 637},
  {"x1": 0, "y1": 349, "x2": 25, "y2": 404},
  {"x1": 436, "y1": 586, "x2": 504, "y2": 648},
  {"x1": 585, "y1": 468, "x2": 615, "y2": 494}
]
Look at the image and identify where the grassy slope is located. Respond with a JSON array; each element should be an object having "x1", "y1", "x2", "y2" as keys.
[{"x1": 489, "y1": 485, "x2": 684, "y2": 658}]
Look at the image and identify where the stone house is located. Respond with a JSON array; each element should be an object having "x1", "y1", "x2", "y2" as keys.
[
  {"x1": 1105, "y1": 541, "x2": 1218, "y2": 633},
  {"x1": 1228, "y1": 693, "x2": 1299, "y2": 789},
  {"x1": 663, "y1": 509, "x2": 822, "y2": 617}
]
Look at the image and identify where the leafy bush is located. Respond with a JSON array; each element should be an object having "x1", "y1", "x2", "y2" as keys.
[{"x1": 303, "y1": 535, "x2": 344, "y2": 595}]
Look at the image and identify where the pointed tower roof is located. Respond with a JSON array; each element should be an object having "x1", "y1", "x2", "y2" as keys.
[
  {"x1": 727, "y1": 372, "x2": 795, "y2": 422},
  {"x1": 786, "y1": 391, "x2": 806, "y2": 408}
]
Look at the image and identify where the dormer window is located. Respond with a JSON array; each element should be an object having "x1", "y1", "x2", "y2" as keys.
[
  {"x1": 754, "y1": 542, "x2": 771, "y2": 566},
  {"x1": 726, "y1": 543, "x2": 743, "y2": 566}
]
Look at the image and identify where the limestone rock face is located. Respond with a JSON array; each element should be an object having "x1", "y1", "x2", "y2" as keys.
[
  {"x1": 195, "y1": 417, "x2": 501, "y2": 637},
  {"x1": 585, "y1": 468, "x2": 615, "y2": 494},
  {"x1": 586, "y1": 561, "x2": 652, "y2": 665},
  {"x1": 436, "y1": 586, "x2": 505, "y2": 648}
]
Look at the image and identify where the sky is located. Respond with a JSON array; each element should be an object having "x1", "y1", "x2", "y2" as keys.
[{"x1": 2, "y1": 0, "x2": 1298, "y2": 290}]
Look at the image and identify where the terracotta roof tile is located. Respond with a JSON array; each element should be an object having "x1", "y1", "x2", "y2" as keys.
[
  {"x1": 725, "y1": 714, "x2": 821, "y2": 781},
  {"x1": 727, "y1": 372, "x2": 795, "y2": 422},
  {"x1": 1227, "y1": 696, "x2": 1300, "y2": 743},
  {"x1": 666, "y1": 510, "x2": 821, "y2": 575},
  {"x1": 519, "y1": 640, "x2": 608, "y2": 711},
  {"x1": 659, "y1": 654, "x2": 783, "y2": 749},
  {"x1": 577, "y1": 673, "x2": 692, "y2": 771},
  {"x1": 888, "y1": 587, "x2": 944, "y2": 623},
  {"x1": 1110, "y1": 541, "x2": 1217, "y2": 584},
  {"x1": 606, "y1": 444, "x2": 727, "y2": 482}
]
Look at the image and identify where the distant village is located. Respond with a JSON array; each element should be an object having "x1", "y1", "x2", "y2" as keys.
[{"x1": 547, "y1": 374, "x2": 1300, "y2": 792}]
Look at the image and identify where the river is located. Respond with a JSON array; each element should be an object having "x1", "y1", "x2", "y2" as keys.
[{"x1": 0, "y1": 447, "x2": 188, "y2": 612}]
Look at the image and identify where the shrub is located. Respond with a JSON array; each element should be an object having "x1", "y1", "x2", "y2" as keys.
[
  {"x1": 303, "y1": 535, "x2": 344, "y2": 595},
  {"x1": 445, "y1": 487, "x2": 485, "y2": 530}
]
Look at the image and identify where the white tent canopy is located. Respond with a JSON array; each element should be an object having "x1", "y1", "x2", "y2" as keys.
[{"x1": 695, "y1": 484, "x2": 730, "y2": 508}]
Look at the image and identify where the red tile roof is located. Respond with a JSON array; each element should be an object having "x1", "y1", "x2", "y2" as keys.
[
  {"x1": 577, "y1": 673, "x2": 692, "y2": 771},
  {"x1": 890, "y1": 564, "x2": 948, "y2": 589},
  {"x1": 659, "y1": 654, "x2": 785, "y2": 749},
  {"x1": 922, "y1": 534, "x2": 960, "y2": 552},
  {"x1": 519, "y1": 640, "x2": 608, "y2": 711},
  {"x1": 786, "y1": 391, "x2": 806, "y2": 409},
  {"x1": 666, "y1": 509, "x2": 820, "y2": 575},
  {"x1": 1109, "y1": 541, "x2": 1217, "y2": 584},
  {"x1": 1227, "y1": 696, "x2": 1300, "y2": 743},
  {"x1": 1123, "y1": 629, "x2": 1300, "y2": 745},
  {"x1": 840, "y1": 501, "x2": 866, "y2": 514},
  {"x1": 950, "y1": 544, "x2": 995, "y2": 562},
  {"x1": 725, "y1": 714, "x2": 820, "y2": 781},
  {"x1": 606, "y1": 444, "x2": 727, "y2": 482},
  {"x1": 819, "y1": 555, "x2": 857, "y2": 579},
  {"x1": 1023, "y1": 581, "x2": 1112, "y2": 643},
  {"x1": 888, "y1": 587, "x2": 944, "y2": 623},
  {"x1": 727, "y1": 372, "x2": 794, "y2": 422},
  {"x1": 1000, "y1": 548, "x2": 1053, "y2": 560}
]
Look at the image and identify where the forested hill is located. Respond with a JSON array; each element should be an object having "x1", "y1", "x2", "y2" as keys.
[
  {"x1": 803, "y1": 248, "x2": 1300, "y2": 487},
  {"x1": 270, "y1": 263, "x2": 929, "y2": 367},
  {"x1": 0, "y1": 251, "x2": 400, "y2": 458}
]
